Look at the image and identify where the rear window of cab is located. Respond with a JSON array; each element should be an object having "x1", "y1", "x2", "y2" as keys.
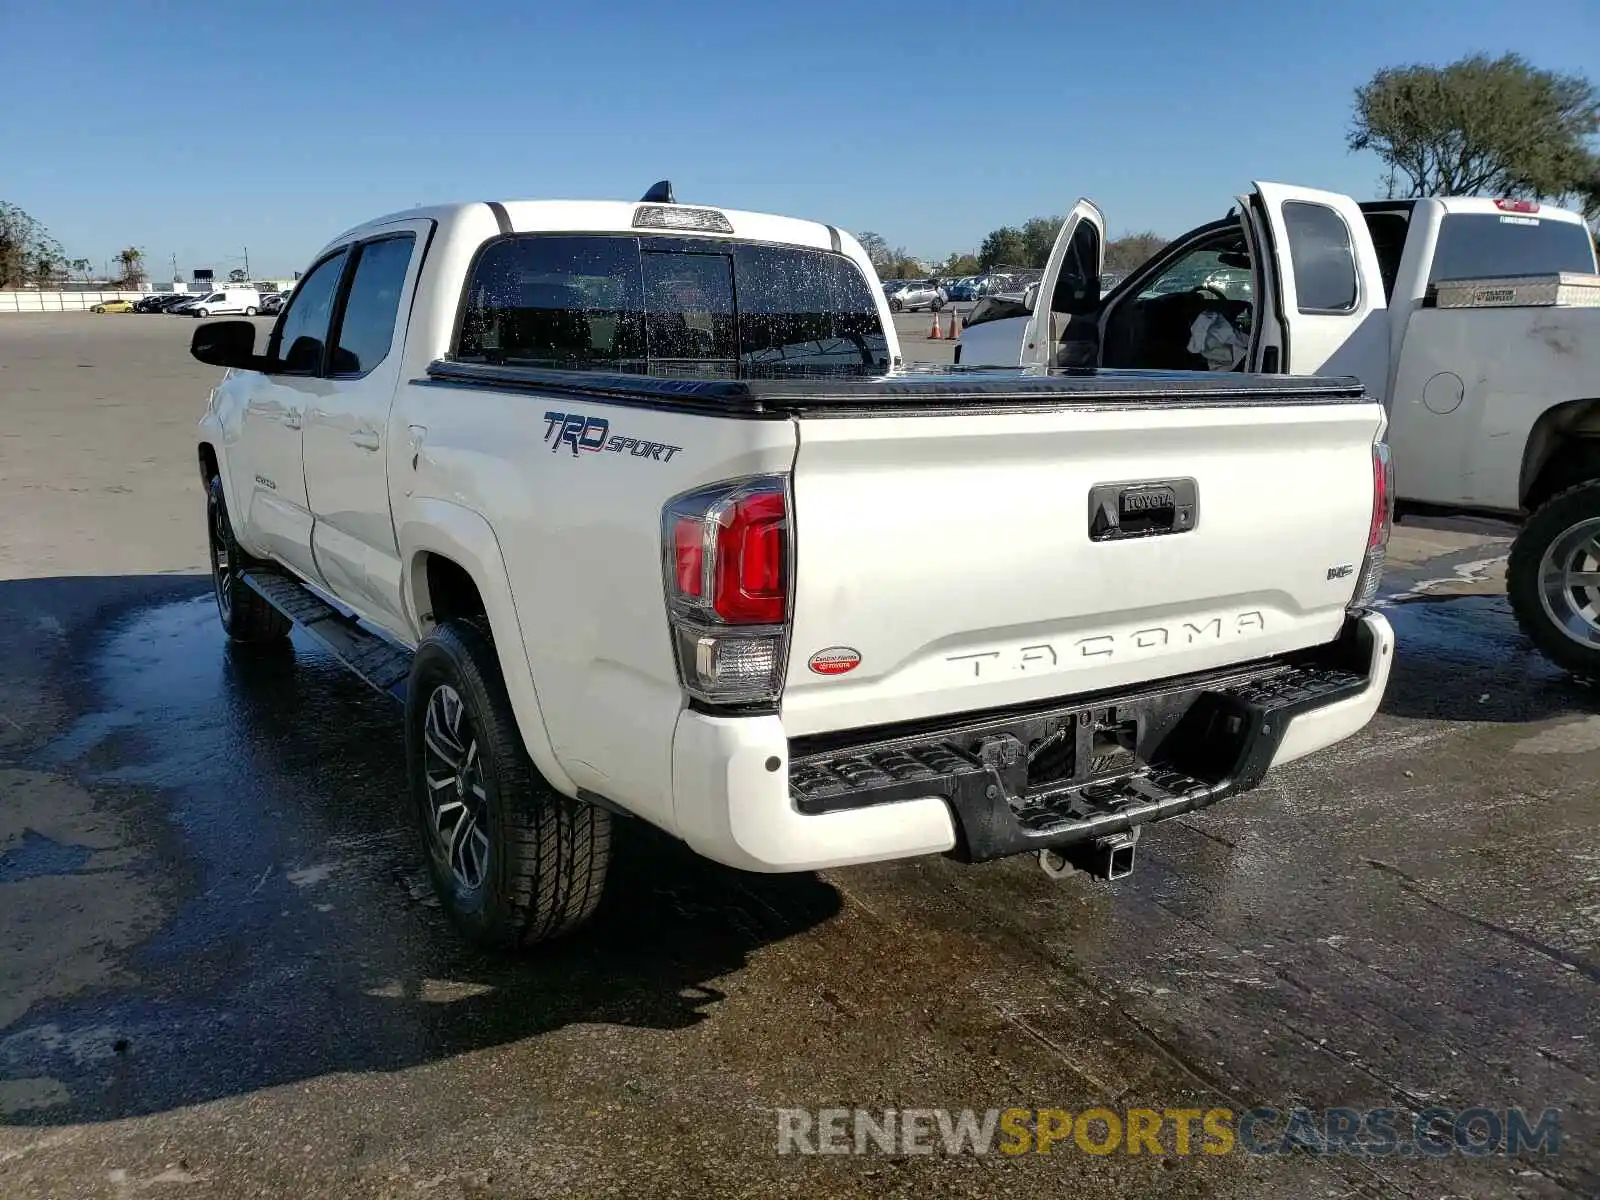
[
  {"x1": 1429, "y1": 213, "x2": 1599, "y2": 283},
  {"x1": 453, "y1": 235, "x2": 890, "y2": 378}
]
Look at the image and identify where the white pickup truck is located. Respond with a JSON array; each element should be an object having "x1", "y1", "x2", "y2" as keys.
[
  {"x1": 959, "y1": 185, "x2": 1600, "y2": 679},
  {"x1": 193, "y1": 185, "x2": 1395, "y2": 949}
]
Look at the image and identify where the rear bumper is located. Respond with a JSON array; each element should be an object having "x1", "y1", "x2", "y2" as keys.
[{"x1": 671, "y1": 611, "x2": 1392, "y2": 872}]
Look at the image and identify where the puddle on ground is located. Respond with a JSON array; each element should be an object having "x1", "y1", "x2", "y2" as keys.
[
  {"x1": 0, "y1": 830, "x2": 93, "y2": 883},
  {"x1": 1, "y1": 593, "x2": 837, "y2": 1125}
]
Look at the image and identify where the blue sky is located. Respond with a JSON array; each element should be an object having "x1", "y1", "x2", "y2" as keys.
[{"x1": 1, "y1": 0, "x2": 1594, "y2": 277}]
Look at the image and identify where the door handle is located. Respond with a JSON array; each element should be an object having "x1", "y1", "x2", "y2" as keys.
[
  {"x1": 349, "y1": 429, "x2": 381, "y2": 452},
  {"x1": 1088, "y1": 478, "x2": 1199, "y2": 541},
  {"x1": 282, "y1": 410, "x2": 302, "y2": 430}
]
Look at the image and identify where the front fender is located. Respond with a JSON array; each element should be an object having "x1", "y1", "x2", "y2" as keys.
[
  {"x1": 398, "y1": 500, "x2": 578, "y2": 798},
  {"x1": 197, "y1": 410, "x2": 257, "y2": 552}
]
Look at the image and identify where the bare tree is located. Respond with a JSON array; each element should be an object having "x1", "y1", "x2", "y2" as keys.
[
  {"x1": 856, "y1": 230, "x2": 893, "y2": 272},
  {"x1": 0, "y1": 201, "x2": 65, "y2": 288}
]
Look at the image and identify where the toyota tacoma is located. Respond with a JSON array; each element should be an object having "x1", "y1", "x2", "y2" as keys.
[{"x1": 193, "y1": 183, "x2": 1396, "y2": 949}]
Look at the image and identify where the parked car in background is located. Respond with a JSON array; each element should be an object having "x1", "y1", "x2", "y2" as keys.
[
  {"x1": 887, "y1": 279, "x2": 947, "y2": 312},
  {"x1": 178, "y1": 288, "x2": 262, "y2": 318},
  {"x1": 947, "y1": 276, "x2": 982, "y2": 302},
  {"x1": 974, "y1": 273, "x2": 1029, "y2": 298},
  {"x1": 132, "y1": 294, "x2": 171, "y2": 313},
  {"x1": 89, "y1": 299, "x2": 136, "y2": 314},
  {"x1": 259, "y1": 292, "x2": 287, "y2": 316}
]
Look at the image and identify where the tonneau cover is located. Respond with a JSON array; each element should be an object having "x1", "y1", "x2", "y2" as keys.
[{"x1": 425, "y1": 360, "x2": 1369, "y2": 416}]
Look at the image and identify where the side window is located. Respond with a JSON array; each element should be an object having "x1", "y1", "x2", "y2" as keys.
[
  {"x1": 1049, "y1": 220, "x2": 1102, "y2": 315},
  {"x1": 331, "y1": 235, "x2": 416, "y2": 375},
  {"x1": 1362, "y1": 210, "x2": 1411, "y2": 301},
  {"x1": 456, "y1": 236, "x2": 645, "y2": 371},
  {"x1": 1136, "y1": 246, "x2": 1248, "y2": 300},
  {"x1": 271, "y1": 249, "x2": 348, "y2": 375},
  {"x1": 1282, "y1": 202, "x2": 1357, "y2": 313}
]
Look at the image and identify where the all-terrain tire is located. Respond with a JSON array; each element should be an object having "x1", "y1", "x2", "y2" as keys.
[
  {"x1": 1507, "y1": 479, "x2": 1600, "y2": 684},
  {"x1": 406, "y1": 619, "x2": 610, "y2": 949},
  {"x1": 207, "y1": 476, "x2": 291, "y2": 644}
]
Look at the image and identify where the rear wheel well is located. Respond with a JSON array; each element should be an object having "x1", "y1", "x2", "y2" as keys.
[
  {"x1": 420, "y1": 554, "x2": 486, "y2": 627},
  {"x1": 1522, "y1": 403, "x2": 1600, "y2": 511}
]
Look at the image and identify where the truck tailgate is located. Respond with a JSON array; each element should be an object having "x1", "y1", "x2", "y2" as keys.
[{"x1": 783, "y1": 393, "x2": 1382, "y2": 736}]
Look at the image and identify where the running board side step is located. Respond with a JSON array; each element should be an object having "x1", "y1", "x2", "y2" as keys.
[{"x1": 240, "y1": 570, "x2": 412, "y2": 704}]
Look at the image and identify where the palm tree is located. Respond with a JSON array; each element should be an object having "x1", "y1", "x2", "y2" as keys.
[{"x1": 115, "y1": 246, "x2": 146, "y2": 287}]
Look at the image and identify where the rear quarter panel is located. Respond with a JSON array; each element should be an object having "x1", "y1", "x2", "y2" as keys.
[
  {"x1": 1388, "y1": 306, "x2": 1600, "y2": 509},
  {"x1": 392, "y1": 377, "x2": 796, "y2": 836},
  {"x1": 383, "y1": 205, "x2": 891, "y2": 832}
]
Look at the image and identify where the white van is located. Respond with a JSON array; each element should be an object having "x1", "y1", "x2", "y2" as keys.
[{"x1": 181, "y1": 288, "x2": 262, "y2": 317}]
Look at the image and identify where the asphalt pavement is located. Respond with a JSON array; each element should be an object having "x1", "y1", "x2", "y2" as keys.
[{"x1": 0, "y1": 314, "x2": 1596, "y2": 1199}]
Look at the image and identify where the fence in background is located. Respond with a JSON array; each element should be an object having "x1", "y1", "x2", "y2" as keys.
[{"x1": 0, "y1": 290, "x2": 154, "y2": 314}]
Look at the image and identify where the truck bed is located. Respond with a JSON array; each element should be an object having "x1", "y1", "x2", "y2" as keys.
[{"x1": 415, "y1": 358, "x2": 1384, "y2": 745}]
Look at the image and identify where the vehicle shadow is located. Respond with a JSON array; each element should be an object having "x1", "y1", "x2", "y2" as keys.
[{"x1": 0, "y1": 578, "x2": 841, "y2": 1125}]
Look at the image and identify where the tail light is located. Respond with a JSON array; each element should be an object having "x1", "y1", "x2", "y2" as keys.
[
  {"x1": 662, "y1": 475, "x2": 791, "y2": 705},
  {"x1": 1350, "y1": 441, "x2": 1394, "y2": 611},
  {"x1": 1493, "y1": 198, "x2": 1539, "y2": 214}
]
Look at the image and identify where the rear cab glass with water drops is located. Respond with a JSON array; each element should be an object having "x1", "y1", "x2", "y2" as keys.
[{"x1": 454, "y1": 234, "x2": 891, "y2": 378}]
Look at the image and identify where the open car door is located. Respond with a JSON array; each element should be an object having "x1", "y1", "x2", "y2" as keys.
[
  {"x1": 1023, "y1": 199, "x2": 1106, "y2": 368},
  {"x1": 1241, "y1": 182, "x2": 1390, "y2": 402}
]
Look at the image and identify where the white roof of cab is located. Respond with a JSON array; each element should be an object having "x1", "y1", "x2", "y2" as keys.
[
  {"x1": 1428, "y1": 196, "x2": 1589, "y2": 224},
  {"x1": 329, "y1": 199, "x2": 840, "y2": 252}
]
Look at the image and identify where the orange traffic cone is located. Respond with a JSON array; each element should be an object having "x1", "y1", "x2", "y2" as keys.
[
  {"x1": 947, "y1": 310, "x2": 960, "y2": 340},
  {"x1": 928, "y1": 312, "x2": 943, "y2": 339}
]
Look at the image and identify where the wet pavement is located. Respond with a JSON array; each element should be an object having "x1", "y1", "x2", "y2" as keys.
[{"x1": 1, "y1": 317, "x2": 1597, "y2": 1198}]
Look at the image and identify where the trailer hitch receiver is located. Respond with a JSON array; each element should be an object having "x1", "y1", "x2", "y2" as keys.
[{"x1": 1039, "y1": 826, "x2": 1140, "y2": 882}]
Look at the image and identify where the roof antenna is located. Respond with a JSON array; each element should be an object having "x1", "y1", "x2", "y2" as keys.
[{"x1": 641, "y1": 180, "x2": 675, "y2": 204}]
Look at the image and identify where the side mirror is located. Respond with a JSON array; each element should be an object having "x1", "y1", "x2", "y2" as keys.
[
  {"x1": 1023, "y1": 282, "x2": 1040, "y2": 309},
  {"x1": 191, "y1": 320, "x2": 271, "y2": 371}
]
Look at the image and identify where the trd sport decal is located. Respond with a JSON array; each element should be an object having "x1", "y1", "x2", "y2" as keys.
[{"x1": 543, "y1": 412, "x2": 684, "y2": 462}]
